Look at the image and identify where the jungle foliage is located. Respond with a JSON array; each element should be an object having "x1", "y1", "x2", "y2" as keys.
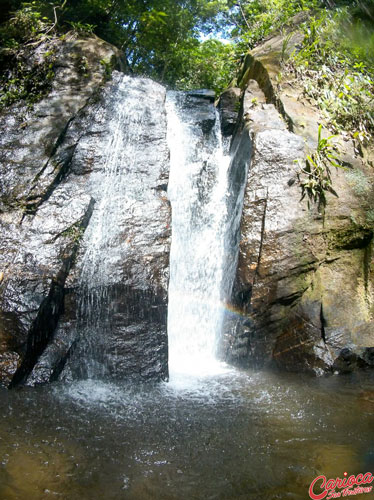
[
  {"x1": 0, "y1": 0, "x2": 236, "y2": 92},
  {"x1": 0, "y1": 0, "x2": 373, "y2": 95},
  {"x1": 284, "y1": 6, "x2": 374, "y2": 144},
  {"x1": 1, "y1": 0, "x2": 373, "y2": 209}
]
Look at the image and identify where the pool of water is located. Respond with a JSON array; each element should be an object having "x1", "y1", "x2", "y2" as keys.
[{"x1": 1, "y1": 368, "x2": 374, "y2": 500}]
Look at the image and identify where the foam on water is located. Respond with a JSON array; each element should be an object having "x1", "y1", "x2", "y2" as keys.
[{"x1": 166, "y1": 92, "x2": 236, "y2": 381}]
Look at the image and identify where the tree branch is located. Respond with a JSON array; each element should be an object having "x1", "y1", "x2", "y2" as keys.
[
  {"x1": 237, "y1": 0, "x2": 250, "y2": 30},
  {"x1": 44, "y1": 0, "x2": 68, "y2": 36}
]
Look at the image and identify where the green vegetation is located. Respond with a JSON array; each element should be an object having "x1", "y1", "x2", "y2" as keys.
[
  {"x1": 287, "y1": 7, "x2": 374, "y2": 146},
  {"x1": 0, "y1": 0, "x2": 372, "y2": 213},
  {"x1": 220, "y1": 0, "x2": 373, "y2": 208},
  {"x1": 0, "y1": 0, "x2": 373, "y2": 116},
  {"x1": 0, "y1": 2, "x2": 51, "y2": 47},
  {"x1": 60, "y1": 223, "x2": 85, "y2": 243},
  {"x1": 282, "y1": 3, "x2": 374, "y2": 206},
  {"x1": 0, "y1": 0, "x2": 319, "y2": 98},
  {"x1": 223, "y1": 0, "x2": 322, "y2": 54},
  {"x1": 175, "y1": 39, "x2": 236, "y2": 95},
  {"x1": 99, "y1": 58, "x2": 112, "y2": 81},
  {"x1": 366, "y1": 210, "x2": 374, "y2": 224},
  {"x1": 0, "y1": 0, "x2": 236, "y2": 94},
  {"x1": 0, "y1": 44, "x2": 55, "y2": 109},
  {"x1": 297, "y1": 124, "x2": 346, "y2": 209}
]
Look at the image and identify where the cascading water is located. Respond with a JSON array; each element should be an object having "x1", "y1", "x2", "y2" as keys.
[
  {"x1": 4, "y1": 76, "x2": 373, "y2": 500},
  {"x1": 66, "y1": 74, "x2": 169, "y2": 381},
  {"x1": 166, "y1": 91, "x2": 241, "y2": 378},
  {"x1": 63, "y1": 79, "x2": 244, "y2": 383},
  {"x1": 73, "y1": 77, "x2": 146, "y2": 378}
]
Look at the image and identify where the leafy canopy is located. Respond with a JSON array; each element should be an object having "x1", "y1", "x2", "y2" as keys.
[
  {"x1": 1, "y1": 0, "x2": 373, "y2": 96},
  {"x1": 0, "y1": 0, "x2": 236, "y2": 92}
]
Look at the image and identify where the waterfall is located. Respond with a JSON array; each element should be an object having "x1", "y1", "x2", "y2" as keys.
[
  {"x1": 66, "y1": 74, "x2": 169, "y2": 381},
  {"x1": 166, "y1": 91, "x2": 238, "y2": 378},
  {"x1": 62, "y1": 79, "x2": 244, "y2": 383},
  {"x1": 73, "y1": 76, "x2": 147, "y2": 378}
]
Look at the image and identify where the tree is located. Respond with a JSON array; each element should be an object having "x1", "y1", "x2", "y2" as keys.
[
  {"x1": 0, "y1": 0, "x2": 234, "y2": 91},
  {"x1": 175, "y1": 39, "x2": 236, "y2": 93}
]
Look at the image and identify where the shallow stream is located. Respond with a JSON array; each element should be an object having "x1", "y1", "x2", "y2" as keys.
[{"x1": 1, "y1": 368, "x2": 373, "y2": 499}]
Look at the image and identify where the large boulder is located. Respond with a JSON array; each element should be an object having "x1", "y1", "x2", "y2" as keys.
[
  {"x1": 220, "y1": 29, "x2": 374, "y2": 375},
  {"x1": 0, "y1": 36, "x2": 170, "y2": 387}
]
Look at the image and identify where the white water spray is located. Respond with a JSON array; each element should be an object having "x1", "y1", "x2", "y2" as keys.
[{"x1": 166, "y1": 91, "x2": 234, "y2": 378}]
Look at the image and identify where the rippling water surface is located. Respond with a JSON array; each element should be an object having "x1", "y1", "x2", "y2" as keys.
[{"x1": 1, "y1": 369, "x2": 374, "y2": 500}]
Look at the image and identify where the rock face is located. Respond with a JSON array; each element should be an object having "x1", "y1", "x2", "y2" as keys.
[
  {"x1": 0, "y1": 36, "x2": 170, "y2": 387},
  {"x1": 220, "y1": 32, "x2": 374, "y2": 375},
  {"x1": 218, "y1": 87, "x2": 240, "y2": 137},
  {"x1": 1, "y1": 28, "x2": 372, "y2": 387},
  {"x1": 183, "y1": 89, "x2": 217, "y2": 133}
]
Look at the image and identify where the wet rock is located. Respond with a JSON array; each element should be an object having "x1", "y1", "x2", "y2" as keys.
[
  {"x1": 0, "y1": 352, "x2": 20, "y2": 387},
  {"x1": 5, "y1": 189, "x2": 95, "y2": 388},
  {"x1": 0, "y1": 35, "x2": 124, "y2": 213},
  {"x1": 362, "y1": 347, "x2": 374, "y2": 366},
  {"x1": 218, "y1": 87, "x2": 241, "y2": 136},
  {"x1": 29, "y1": 286, "x2": 168, "y2": 385},
  {"x1": 222, "y1": 68, "x2": 374, "y2": 375},
  {"x1": 29, "y1": 74, "x2": 170, "y2": 385},
  {"x1": 0, "y1": 37, "x2": 170, "y2": 387},
  {"x1": 332, "y1": 348, "x2": 368, "y2": 374},
  {"x1": 185, "y1": 91, "x2": 216, "y2": 133},
  {"x1": 187, "y1": 89, "x2": 215, "y2": 101}
]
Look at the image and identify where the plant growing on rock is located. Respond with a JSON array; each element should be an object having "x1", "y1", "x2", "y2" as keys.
[
  {"x1": 0, "y1": 45, "x2": 56, "y2": 109},
  {"x1": 287, "y1": 8, "x2": 374, "y2": 146},
  {"x1": 0, "y1": 2, "x2": 51, "y2": 45},
  {"x1": 67, "y1": 21, "x2": 96, "y2": 36},
  {"x1": 297, "y1": 124, "x2": 346, "y2": 209},
  {"x1": 100, "y1": 58, "x2": 112, "y2": 81}
]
